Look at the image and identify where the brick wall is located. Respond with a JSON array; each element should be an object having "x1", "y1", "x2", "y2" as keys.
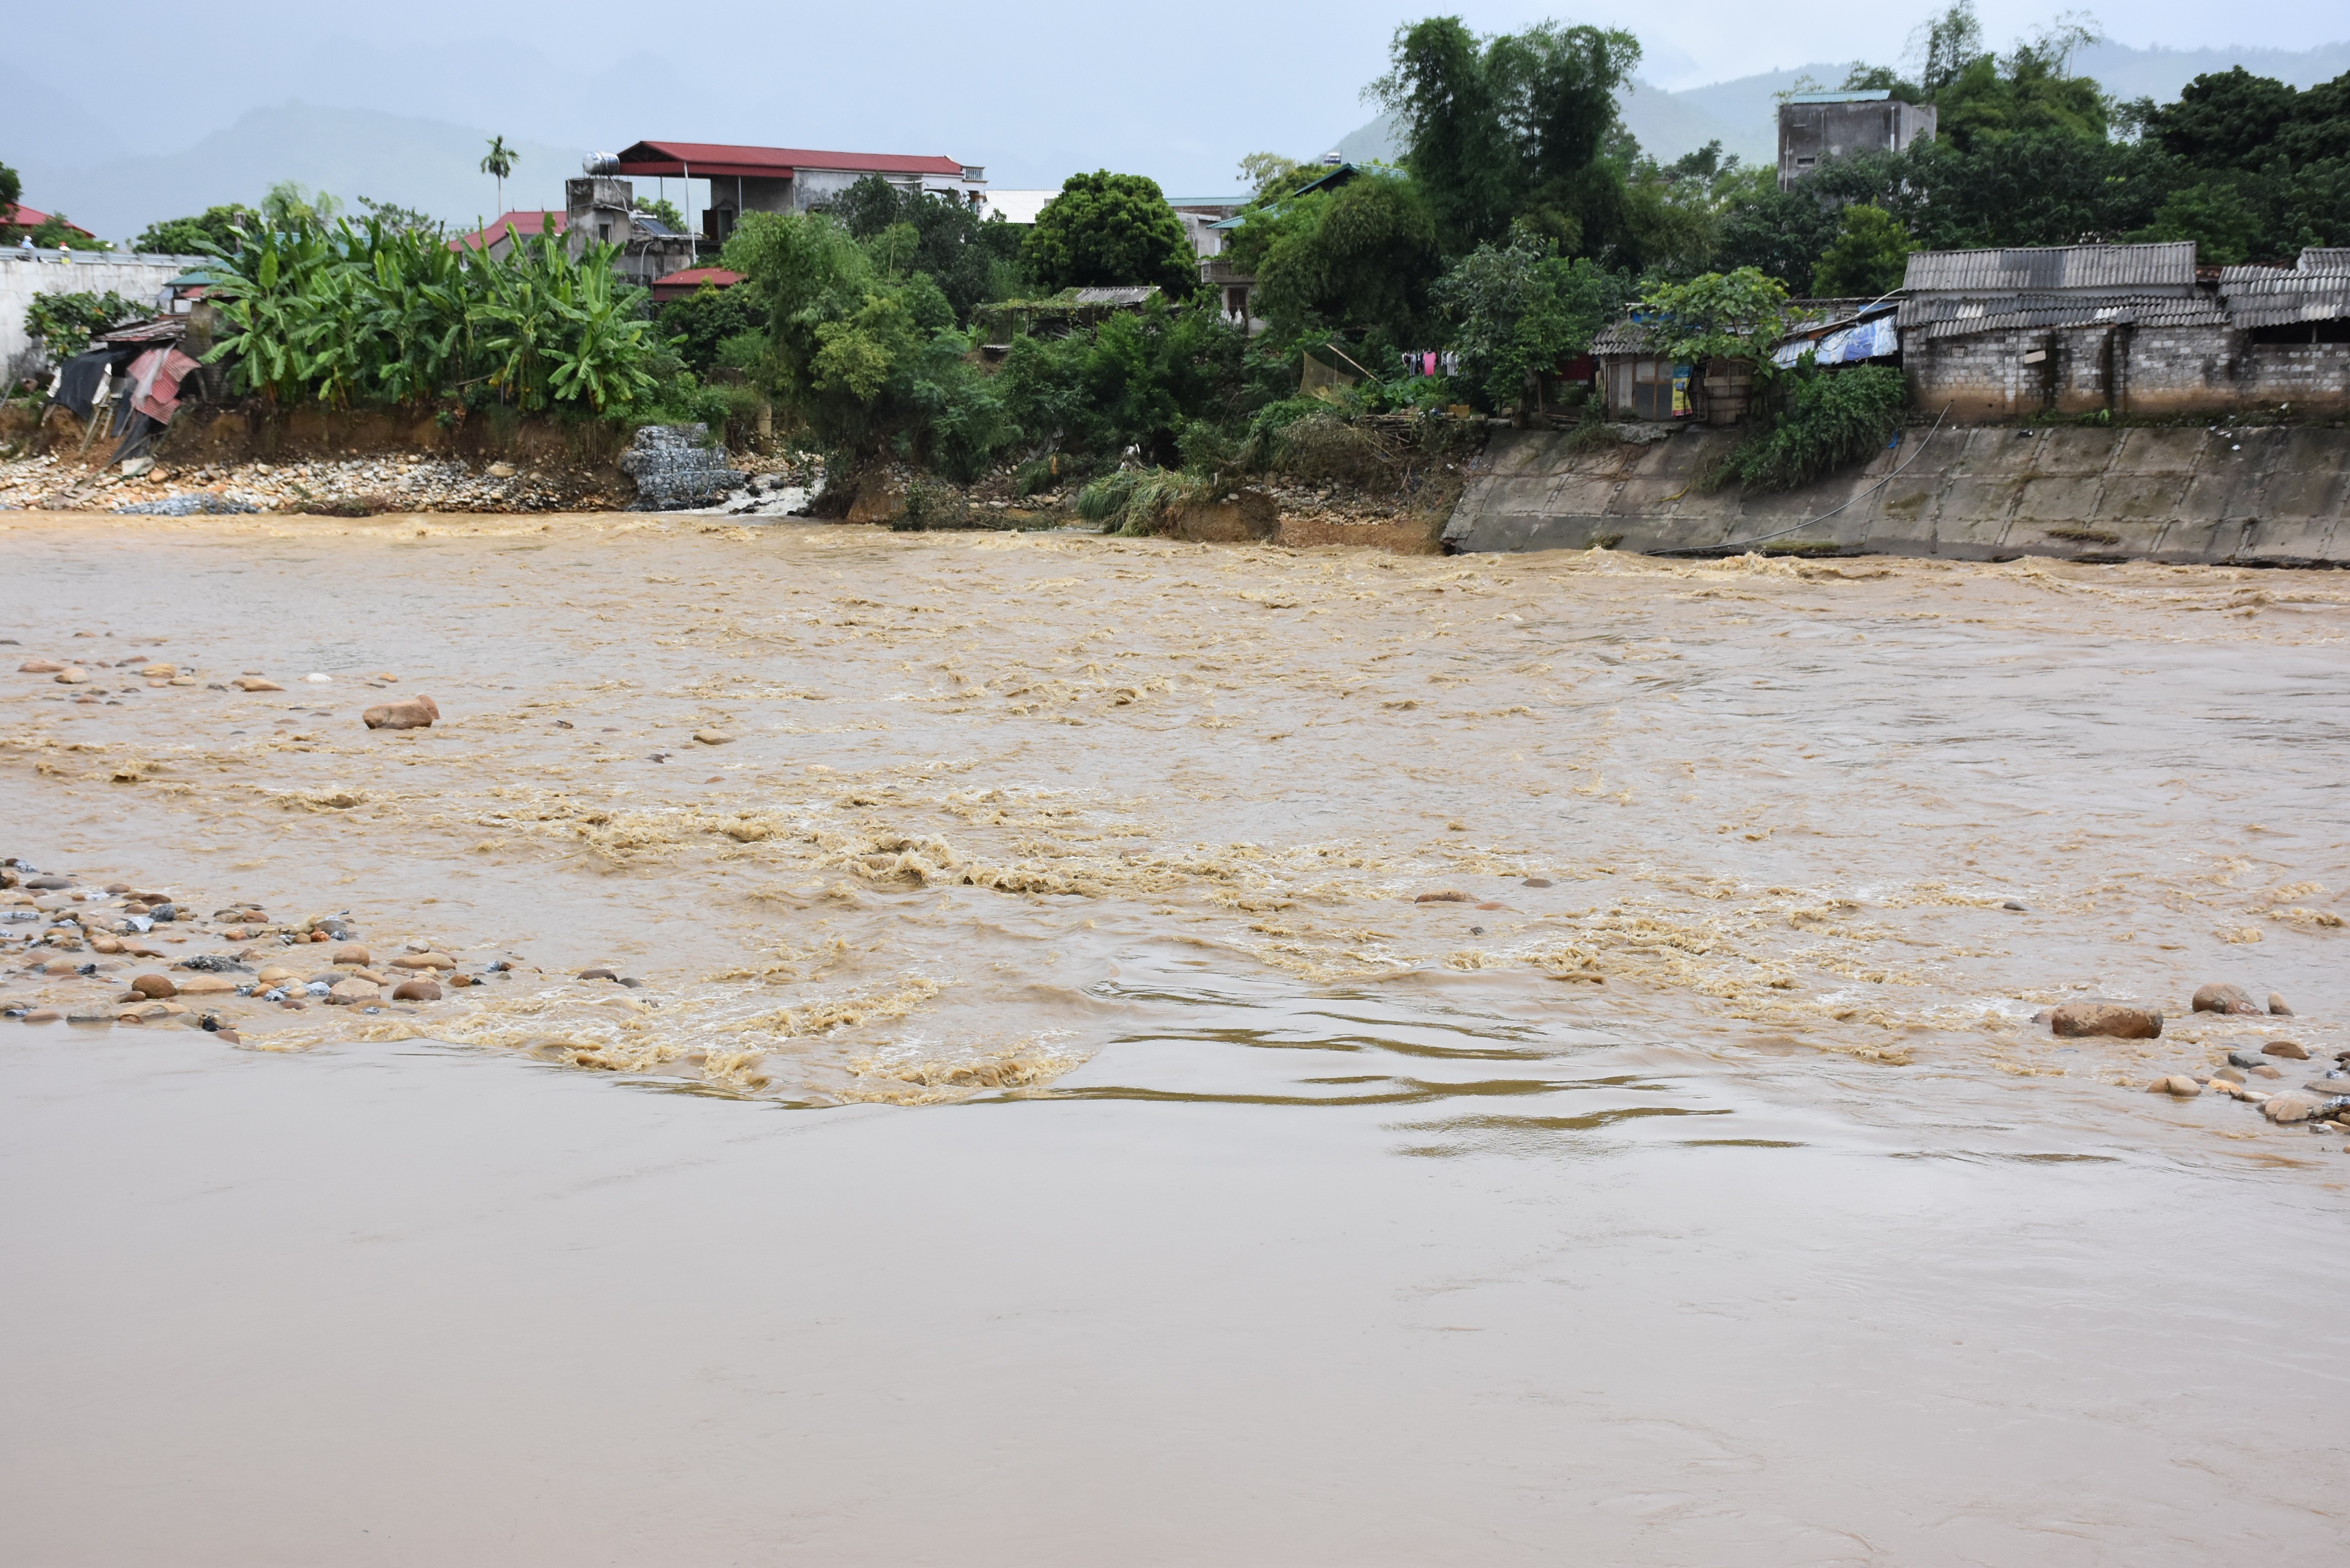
[{"x1": 1908, "y1": 324, "x2": 2350, "y2": 419}]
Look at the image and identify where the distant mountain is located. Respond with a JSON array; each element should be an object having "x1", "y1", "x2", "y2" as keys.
[
  {"x1": 11, "y1": 104, "x2": 591, "y2": 247},
  {"x1": 1333, "y1": 38, "x2": 2349, "y2": 177}
]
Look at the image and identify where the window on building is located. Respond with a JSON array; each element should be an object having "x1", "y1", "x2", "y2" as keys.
[{"x1": 1611, "y1": 357, "x2": 1680, "y2": 420}]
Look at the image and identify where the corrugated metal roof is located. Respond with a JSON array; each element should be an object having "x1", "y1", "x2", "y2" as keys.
[
  {"x1": 1903, "y1": 242, "x2": 2197, "y2": 294},
  {"x1": 2300, "y1": 248, "x2": 2350, "y2": 273},
  {"x1": 448, "y1": 211, "x2": 567, "y2": 252},
  {"x1": 1898, "y1": 291, "x2": 2228, "y2": 340},
  {"x1": 614, "y1": 141, "x2": 971, "y2": 180}
]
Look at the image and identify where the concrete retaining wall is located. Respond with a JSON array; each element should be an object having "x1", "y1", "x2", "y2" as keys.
[
  {"x1": 1443, "y1": 422, "x2": 2350, "y2": 565},
  {"x1": 1, "y1": 253, "x2": 208, "y2": 385}
]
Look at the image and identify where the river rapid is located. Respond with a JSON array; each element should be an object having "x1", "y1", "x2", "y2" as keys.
[{"x1": 3, "y1": 511, "x2": 2345, "y2": 1564}]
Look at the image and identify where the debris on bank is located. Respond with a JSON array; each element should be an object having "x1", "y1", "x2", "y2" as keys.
[{"x1": 0, "y1": 444, "x2": 821, "y2": 516}]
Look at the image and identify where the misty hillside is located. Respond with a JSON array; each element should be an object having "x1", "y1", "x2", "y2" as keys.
[
  {"x1": 1337, "y1": 37, "x2": 2350, "y2": 178},
  {"x1": 6, "y1": 105, "x2": 589, "y2": 247},
  {"x1": 6, "y1": 37, "x2": 2347, "y2": 247}
]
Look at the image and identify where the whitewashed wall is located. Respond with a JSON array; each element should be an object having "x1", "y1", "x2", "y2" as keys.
[{"x1": 1, "y1": 253, "x2": 207, "y2": 385}]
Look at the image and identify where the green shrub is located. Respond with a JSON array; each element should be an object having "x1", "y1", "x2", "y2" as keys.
[
  {"x1": 1074, "y1": 467, "x2": 1218, "y2": 535},
  {"x1": 1720, "y1": 365, "x2": 1907, "y2": 492},
  {"x1": 25, "y1": 292, "x2": 145, "y2": 359}
]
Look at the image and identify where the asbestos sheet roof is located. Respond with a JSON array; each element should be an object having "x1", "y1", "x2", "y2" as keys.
[
  {"x1": 1589, "y1": 319, "x2": 1660, "y2": 355},
  {"x1": 1903, "y1": 242, "x2": 2196, "y2": 295},
  {"x1": 1898, "y1": 291, "x2": 2228, "y2": 340},
  {"x1": 2218, "y1": 264, "x2": 2350, "y2": 327},
  {"x1": 2297, "y1": 248, "x2": 2350, "y2": 273}
]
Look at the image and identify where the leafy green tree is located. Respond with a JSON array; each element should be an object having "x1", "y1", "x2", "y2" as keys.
[
  {"x1": 659, "y1": 284, "x2": 765, "y2": 373},
  {"x1": 722, "y1": 209, "x2": 1010, "y2": 469},
  {"x1": 1911, "y1": 1, "x2": 1989, "y2": 94},
  {"x1": 1238, "y1": 153, "x2": 1317, "y2": 200},
  {"x1": 1638, "y1": 268, "x2": 1793, "y2": 370},
  {"x1": 1370, "y1": 16, "x2": 1641, "y2": 251},
  {"x1": 2146, "y1": 67, "x2": 2300, "y2": 168},
  {"x1": 18, "y1": 214, "x2": 108, "y2": 250},
  {"x1": 1717, "y1": 176, "x2": 1850, "y2": 290},
  {"x1": 1022, "y1": 171, "x2": 1197, "y2": 297},
  {"x1": 262, "y1": 181, "x2": 341, "y2": 232},
  {"x1": 2277, "y1": 72, "x2": 2350, "y2": 166},
  {"x1": 25, "y1": 292, "x2": 145, "y2": 358},
  {"x1": 1372, "y1": 17, "x2": 1518, "y2": 249},
  {"x1": 1249, "y1": 174, "x2": 1443, "y2": 348},
  {"x1": 823, "y1": 173, "x2": 1024, "y2": 323},
  {"x1": 0, "y1": 160, "x2": 21, "y2": 218},
  {"x1": 1615, "y1": 141, "x2": 1760, "y2": 279},
  {"x1": 134, "y1": 204, "x2": 256, "y2": 255},
  {"x1": 1811, "y1": 204, "x2": 1913, "y2": 297},
  {"x1": 1433, "y1": 227, "x2": 1626, "y2": 410},
  {"x1": 354, "y1": 197, "x2": 442, "y2": 237},
  {"x1": 2130, "y1": 183, "x2": 2264, "y2": 264},
  {"x1": 995, "y1": 304, "x2": 1243, "y2": 467},
  {"x1": 633, "y1": 195, "x2": 687, "y2": 232},
  {"x1": 1933, "y1": 44, "x2": 2109, "y2": 149},
  {"x1": 481, "y1": 135, "x2": 517, "y2": 215}
]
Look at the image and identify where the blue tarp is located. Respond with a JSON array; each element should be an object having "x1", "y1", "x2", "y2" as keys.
[{"x1": 1773, "y1": 314, "x2": 1898, "y2": 368}]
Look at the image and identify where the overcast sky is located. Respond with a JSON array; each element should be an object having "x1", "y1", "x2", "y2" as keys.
[{"x1": 10, "y1": 1, "x2": 2346, "y2": 205}]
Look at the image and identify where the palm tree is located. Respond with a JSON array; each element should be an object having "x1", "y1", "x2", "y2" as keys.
[{"x1": 480, "y1": 136, "x2": 517, "y2": 217}]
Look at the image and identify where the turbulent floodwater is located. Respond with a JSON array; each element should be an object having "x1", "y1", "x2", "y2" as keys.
[{"x1": 2, "y1": 512, "x2": 2346, "y2": 1564}]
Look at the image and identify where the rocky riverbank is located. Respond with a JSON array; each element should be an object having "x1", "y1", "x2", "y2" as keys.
[{"x1": 0, "y1": 446, "x2": 824, "y2": 516}]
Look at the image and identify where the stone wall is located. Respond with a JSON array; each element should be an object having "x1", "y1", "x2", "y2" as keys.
[
  {"x1": 0, "y1": 253, "x2": 208, "y2": 385},
  {"x1": 1908, "y1": 326, "x2": 2350, "y2": 422},
  {"x1": 1444, "y1": 421, "x2": 2350, "y2": 565}
]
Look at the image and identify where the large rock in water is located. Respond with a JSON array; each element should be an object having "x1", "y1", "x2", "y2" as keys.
[
  {"x1": 620, "y1": 424, "x2": 742, "y2": 510},
  {"x1": 2049, "y1": 1001, "x2": 2163, "y2": 1039}
]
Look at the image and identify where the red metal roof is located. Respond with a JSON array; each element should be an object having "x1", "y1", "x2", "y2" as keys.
[
  {"x1": 448, "y1": 210, "x2": 567, "y2": 251},
  {"x1": 615, "y1": 141, "x2": 970, "y2": 180},
  {"x1": 653, "y1": 267, "x2": 743, "y2": 289},
  {"x1": 6, "y1": 204, "x2": 96, "y2": 238}
]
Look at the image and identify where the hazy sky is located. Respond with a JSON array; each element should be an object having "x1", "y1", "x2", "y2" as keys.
[{"x1": 10, "y1": 1, "x2": 2346, "y2": 202}]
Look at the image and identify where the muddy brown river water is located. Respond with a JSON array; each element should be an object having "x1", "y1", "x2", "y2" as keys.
[{"x1": 2, "y1": 512, "x2": 2346, "y2": 1564}]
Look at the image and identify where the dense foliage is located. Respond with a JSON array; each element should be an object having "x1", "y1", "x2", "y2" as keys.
[
  {"x1": 206, "y1": 219, "x2": 661, "y2": 414},
  {"x1": 658, "y1": 284, "x2": 766, "y2": 374},
  {"x1": 723, "y1": 205, "x2": 1243, "y2": 480},
  {"x1": 1714, "y1": 5, "x2": 2350, "y2": 287},
  {"x1": 1719, "y1": 365, "x2": 1909, "y2": 493},
  {"x1": 1225, "y1": 170, "x2": 1445, "y2": 349},
  {"x1": 1023, "y1": 171, "x2": 1199, "y2": 298},
  {"x1": 133, "y1": 204, "x2": 257, "y2": 256},
  {"x1": 1810, "y1": 205, "x2": 1913, "y2": 298},
  {"x1": 822, "y1": 173, "x2": 1025, "y2": 324},
  {"x1": 1372, "y1": 17, "x2": 1642, "y2": 252},
  {"x1": 25, "y1": 292, "x2": 146, "y2": 359},
  {"x1": 1433, "y1": 230, "x2": 1626, "y2": 408}
]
